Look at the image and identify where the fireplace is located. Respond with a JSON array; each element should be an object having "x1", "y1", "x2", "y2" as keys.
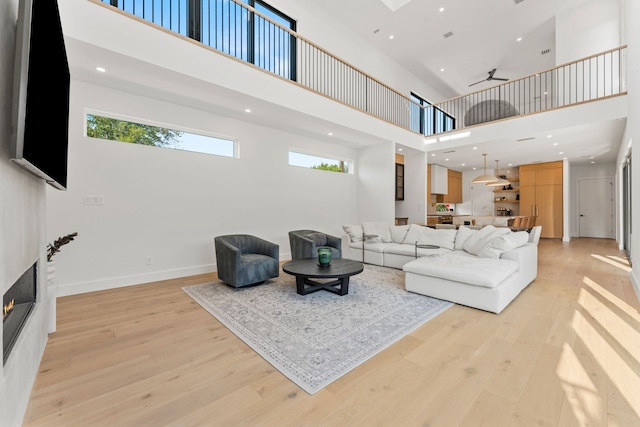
[{"x1": 3, "y1": 262, "x2": 37, "y2": 365}]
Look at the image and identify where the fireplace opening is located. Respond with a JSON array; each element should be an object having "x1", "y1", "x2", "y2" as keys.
[{"x1": 3, "y1": 262, "x2": 37, "y2": 365}]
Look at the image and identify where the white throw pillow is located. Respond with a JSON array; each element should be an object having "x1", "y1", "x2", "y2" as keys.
[
  {"x1": 477, "y1": 231, "x2": 530, "y2": 258},
  {"x1": 362, "y1": 221, "x2": 393, "y2": 243},
  {"x1": 401, "y1": 225, "x2": 456, "y2": 250},
  {"x1": 390, "y1": 225, "x2": 411, "y2": 243},
  {"x1": 428, "y1": 229, "x2": 457, "y2": 250},
  {"x1": 402, "y1": 224, "x2": 431, "y2": 245},
  {"x1": 342, "y1": 224, "x2": 363, "y2": 243},
  {"x1": 463, "y1": 226, "x2": 512, "y2": 256},
  {"x1": 454, "y1": 226, "x2": 477, "y2": 250}
]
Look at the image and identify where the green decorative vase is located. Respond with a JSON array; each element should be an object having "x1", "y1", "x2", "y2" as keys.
[{"x1": 317, "y1": 248, "x2": 332, "y2": 267}]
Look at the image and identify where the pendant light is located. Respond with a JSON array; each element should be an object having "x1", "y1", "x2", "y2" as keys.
[
  {"x1": 472, "y1": 153, "x2": 499, "y2": 183},
  {"x1": 486, "y1": 160, "x2": 510, "y2": 187}
]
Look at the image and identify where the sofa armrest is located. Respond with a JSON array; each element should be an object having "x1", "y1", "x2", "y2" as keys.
[{"x1": 501, "y1": 242, "x2": 537, "y2": 282}]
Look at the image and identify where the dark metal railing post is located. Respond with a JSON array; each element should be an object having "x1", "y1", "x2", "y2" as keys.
[{"x1": 187, "y1": 0, "x2": 201, "y2": 41}]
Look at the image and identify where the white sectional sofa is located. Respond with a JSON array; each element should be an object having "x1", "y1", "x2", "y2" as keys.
[{"x1": 341, "y1": 222, "x2": 539, "y2": 314}]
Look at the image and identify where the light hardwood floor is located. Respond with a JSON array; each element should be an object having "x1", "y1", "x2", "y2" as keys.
[{"x1": 23, "y1": 238, "x2": 640, "y2": 426}]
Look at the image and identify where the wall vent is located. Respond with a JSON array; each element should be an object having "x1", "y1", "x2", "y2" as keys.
[
  {"x1": 443, "y1": 31, "x2": 454, "y2": 39},
  {"x1": 517, "y1": 137, "x2": 535, "y2": 142},
  {"x1": 541, "y1": 48, "x2": 551, "y2": 55},
  {"x1": 443, "y1": 150, "x2": 456, "y2": 154},
  {"x1": 373, "y1": 29, "x2": 380, "y2": 34}
]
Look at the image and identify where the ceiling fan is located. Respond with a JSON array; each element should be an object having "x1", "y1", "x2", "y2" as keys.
[{"x1": 468, "y1": 68, "x2": 509, "y2": 87}]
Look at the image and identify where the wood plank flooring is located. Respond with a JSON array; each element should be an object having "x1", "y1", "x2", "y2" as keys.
[{"x1": 22, "y1": 238, "x2": 640, "y2": 426}]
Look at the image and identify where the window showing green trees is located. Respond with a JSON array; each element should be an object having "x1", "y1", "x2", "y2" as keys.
[
  {"x1": 289, "y1": 150, "x2": 351, "y2": 174},
  {"x1": 86, "y1": 114, "x2": 235, "y2": 157}
]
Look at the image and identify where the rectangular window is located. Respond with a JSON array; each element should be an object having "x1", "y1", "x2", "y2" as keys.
[
  {"x1": 410, "y1": 92, "x2": 456, "y2": 136},
  {"x1": 289, "y1": 150, "x2": 351, "y2": 174},
  {"x1": 85, "y1": 113, "x2": 236, "y2": 158}
]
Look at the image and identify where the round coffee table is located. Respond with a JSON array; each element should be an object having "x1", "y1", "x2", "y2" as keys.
[{"x1": 282, "y1": 258, "x2": 364, "y2": 296}]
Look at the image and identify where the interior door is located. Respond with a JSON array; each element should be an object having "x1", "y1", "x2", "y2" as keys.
[{"x1": 578, "y1": 177, "x2": 613, "y2": 238}]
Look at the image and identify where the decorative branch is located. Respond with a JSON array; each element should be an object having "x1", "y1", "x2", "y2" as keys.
[{"x1": 47, "y1": 232, "x2": 78, "y2": 262}]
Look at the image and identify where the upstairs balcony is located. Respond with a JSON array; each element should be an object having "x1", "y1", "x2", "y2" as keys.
[{"x1": 96, "y1": 0, "x2": 627, "y2": 141}]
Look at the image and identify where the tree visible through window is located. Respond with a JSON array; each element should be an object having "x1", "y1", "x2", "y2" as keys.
[
  {"x1": 289, "y1": 151, "x2": 351, "y2": 174},
  {"x1": 86, "y1": 114, "x2": 235, "y2": 158}
]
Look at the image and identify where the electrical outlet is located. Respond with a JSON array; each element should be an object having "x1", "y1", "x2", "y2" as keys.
[
  {"x1": 146, "y1": 256, "x2": 153, "y2": 265},
  {"x1": 83, "y1": 195, "x2": 104, "y2": 205}
]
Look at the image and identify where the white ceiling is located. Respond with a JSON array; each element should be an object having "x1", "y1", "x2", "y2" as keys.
[{"x1": 62, "y1": 0, "x2": 627, "y2": 172}]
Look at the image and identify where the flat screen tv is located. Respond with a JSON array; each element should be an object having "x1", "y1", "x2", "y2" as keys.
[{"x1": 10, "y1": 0, "x2": 70, "y2": 190}]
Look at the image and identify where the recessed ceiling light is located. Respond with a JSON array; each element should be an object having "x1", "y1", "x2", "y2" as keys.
[
  {"x1": 245, "y1": 109, "x2": 251, "y2": 113},
  {"x1": 473, "y1": 146, "x2": 478, "y2": 150},
  {"x1": 473, "y1": 167, "x2": 477, "y2": 170},
  {"x1": 553, "y1": 142, "x2": 558, "y2": 146},
  {"x1": 445, "y1": 158, "x2": 449, "y2": 161},
  {"x1": 591, "y1": 161, "x2": 595, "y2": 164},
  {"x1": 547, "y1": 135, "x2": 552, "y2": 138},
  {"x1": 517, "y1": 37, "x2": 522, "y2": 42},
  {"x1": 559, "y1": 152, "x2": 564, "y2": 154},
  {"x1": 440, "y1": 68, "x2": 445, "y2": 72},
  {"x1": 398, "y1": 148, "x2": 403, "y2": 151},
  {"x1": 96, "y1": 67, "x2": 106, "y2": 72},
  {"x1": 439, "y1": 7, "x2": 444, "y2": 12},
  {"x1": 590, "y1": 156, "x2": 594, "y2": 159},
  {"x1": 431, "y1": 153, "x2": 436, "y2": 156},
  {"x1": 508, "y1": 163, "x2": 513, "y2": 166},
  {"x1": 328, "y1": 132, "x2": 333, "y2": 136},
  {"x1": 389, "y1": 35, "x2": 394, "y2": 40}
]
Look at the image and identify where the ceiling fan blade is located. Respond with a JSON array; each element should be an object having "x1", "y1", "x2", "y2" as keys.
[
  {"x1": 468, "y1": 79, "x2": 487, "y2": 87},
  {"x1": 488, "y1": 68, "x2": 497, "y2": 78},
  {"x1": 492, "y1": 77, "x2": 509, "y2": 81}
]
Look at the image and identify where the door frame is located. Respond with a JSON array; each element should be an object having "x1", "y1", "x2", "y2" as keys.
[{"x1": 576, "y1": 176, "x2": 614, "y2": 238}]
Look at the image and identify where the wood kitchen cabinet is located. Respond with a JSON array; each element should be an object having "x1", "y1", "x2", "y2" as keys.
[
  {"x1": 435, "y1": 169, "x2": 462, "y2": 203},
  {"x1": 520, "y1": 161, "x2": 563, "y2": 238},
  {"x1": 446, "y1": 169, "x2": 462, "y2": 203}
]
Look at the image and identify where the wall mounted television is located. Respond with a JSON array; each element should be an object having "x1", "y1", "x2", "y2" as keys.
[{"x1": 10, "y1": 0, "x2": 70, "y2": 191}]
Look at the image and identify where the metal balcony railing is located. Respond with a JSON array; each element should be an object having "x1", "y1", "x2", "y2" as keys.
[
  {"x1": 434, "y1": 46, "x2": 627, "y2": 130},
  {"x1": 98, "y1": 0, "x2": 626, "y2": 137}
]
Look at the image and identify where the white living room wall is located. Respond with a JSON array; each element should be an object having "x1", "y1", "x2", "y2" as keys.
[
  {"x1": 46, "y1": 80, "x2": 365, "y2": 296},
  {"x1": 1, "y1": 0, "x2": 50, "y2": 424},
  {"x1": 394, "y1": 150, "x2": 427, "y2": 224},
  {"x1": 356, "y1": 142, "x2": 396, "y2": 224}
]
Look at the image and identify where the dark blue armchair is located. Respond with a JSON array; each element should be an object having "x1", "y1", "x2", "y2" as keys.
[
  {"x1": 288, "y1": 229, "x2": 342, "y2": 260},
  {"x1": 214, "y1": 234, "x2": 279, "y2": 288}
]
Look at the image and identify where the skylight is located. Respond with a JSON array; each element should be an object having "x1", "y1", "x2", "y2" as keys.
[{"x1": 379, "y1": 0, "x2": 413, "y2": 12}]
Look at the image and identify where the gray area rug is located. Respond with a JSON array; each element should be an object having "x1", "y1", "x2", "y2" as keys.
[{"x1": 182, "y1": 264, "x2": 452, "y2": 394}]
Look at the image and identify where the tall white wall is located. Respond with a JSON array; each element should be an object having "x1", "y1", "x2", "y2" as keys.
[
  {"x1": 622, "y1": 0, "x2": 639, "y2": 299},
  {"x1": 357, "y1": 142, "x2": 396, "y2": 224},
  {"x1": 555, "y1": 0, "x2": 621, "y2": 63},
  {"x1": 46, "y1": 81, "x2": 361, "y2": 295},
  {"x1": 1, "y1": 0, "x2": 50, "y2": 424},
  {"x1": 394, "y1": 151, "x2": 427, "y2": 224}
]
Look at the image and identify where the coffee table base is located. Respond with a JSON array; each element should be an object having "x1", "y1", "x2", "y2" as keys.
[{"x1": 296, "y1": 276, "x2": 350, "y2": 296}]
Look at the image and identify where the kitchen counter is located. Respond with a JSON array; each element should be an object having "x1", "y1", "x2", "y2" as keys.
[{"x1": 452, "y1": 216, "x2": 515, "y2": 227}]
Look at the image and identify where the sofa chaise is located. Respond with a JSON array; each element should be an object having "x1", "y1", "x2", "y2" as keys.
[{"x1": 341, "y1": 222, "x2": 539, "y2": 314}]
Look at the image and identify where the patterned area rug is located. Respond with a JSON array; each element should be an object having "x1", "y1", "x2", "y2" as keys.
[{"x1": 182, "y1": 264, "x2": 452, "y2": 394}]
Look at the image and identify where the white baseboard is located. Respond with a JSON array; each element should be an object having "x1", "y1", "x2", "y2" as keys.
[
  {"x1": 57, "y1": 264, "x2": 216, "y2": 296},
  {"x1": 56, "y1": 251, "x2": 293, "y2": 297}
]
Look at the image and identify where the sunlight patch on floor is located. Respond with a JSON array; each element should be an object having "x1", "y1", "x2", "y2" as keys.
[
  {"x1": 570, "y1": 277, "x2": 640, "y2": 418},
  {"x1": 557, "y1": 342, "x2": 603, "y2": 425},
  {"x1": 591, "y1": 254, "x2": 632, "y2": 272}
]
